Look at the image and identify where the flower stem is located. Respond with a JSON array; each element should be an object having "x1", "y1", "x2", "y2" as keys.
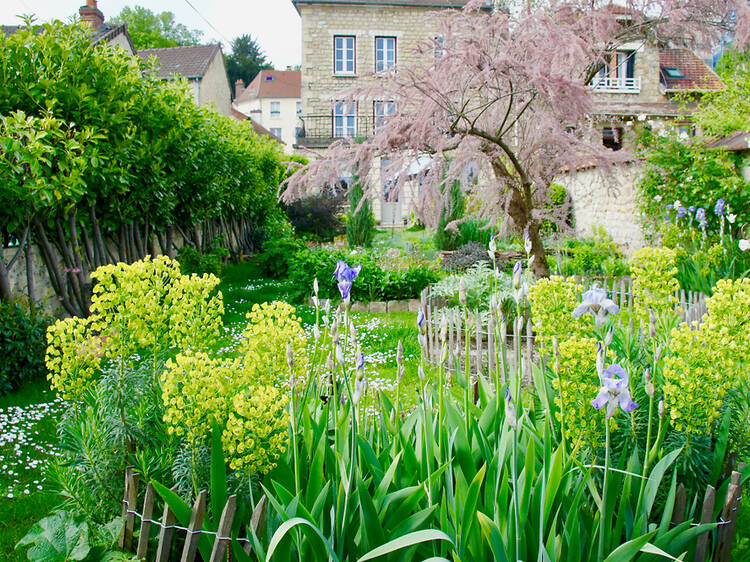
[{"x1": 599, "y1": 419, "x2": 611, "y2": 560}]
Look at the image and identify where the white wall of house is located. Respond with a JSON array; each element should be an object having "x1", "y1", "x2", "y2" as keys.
[
  {"x1": 194, "y1": 54, "x2": 232, "y2": 116},
  {"x1": 235, "y1": 96, "x2": 300, "y2": 153}
]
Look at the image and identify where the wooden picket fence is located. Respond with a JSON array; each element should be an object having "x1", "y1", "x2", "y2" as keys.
[
  {"x1": 117, "y1": 467, "x2": 267, "y2": 561},
  {"x1": 418, "y1": 277, "x2": 708, "y2": 379}
]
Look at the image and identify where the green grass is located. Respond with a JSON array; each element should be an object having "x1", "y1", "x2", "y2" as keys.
[{"x1": 0, "y1": 377, "x2": 62, "y2": 561}]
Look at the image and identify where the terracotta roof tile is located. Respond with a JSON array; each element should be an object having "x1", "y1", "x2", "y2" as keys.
[
  {"x1": 708, "y1": 131, "x2": 750, "y2": 151},
  {"x1": 137, "y1": 44, "x2": 222, "y2": 80},
  {"x1": 659, "y1": 48, "x2": 724, "y2": 91},
  {"x1": 237, "y1": 70, "x2": 301, "y2": 100}
]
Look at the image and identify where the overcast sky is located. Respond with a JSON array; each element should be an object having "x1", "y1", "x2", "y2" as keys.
[{"x1": 0, "y1": 0, "x2": 303, "y2": 68}]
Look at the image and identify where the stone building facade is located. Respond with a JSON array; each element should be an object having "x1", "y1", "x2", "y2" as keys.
[{"x1": 292, "y1": 0, "x2": 724, "y2": 242}]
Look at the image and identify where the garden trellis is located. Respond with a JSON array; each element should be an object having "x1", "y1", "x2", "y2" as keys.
[{"x1": 419, "y1": 277, "x2": 708, "y2": 380}]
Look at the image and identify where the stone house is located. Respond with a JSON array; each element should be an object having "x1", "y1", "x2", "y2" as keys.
[
  {"x1": 137, "y1": 44, "x2": 232, "y2": 116},
  {"x1": 233, "y1": 69, "x2": 302, "y2": 153},
  {"x1": 292, "y1": 0, "x2": 725, "y2": 245},
  {"x1": 291, "y1": 0, "x2": 490, "y2": 225}
]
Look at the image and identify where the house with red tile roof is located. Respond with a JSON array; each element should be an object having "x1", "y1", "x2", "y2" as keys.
[{"x1": 233, "y1": 69, "x2": 302, "y2": 154}]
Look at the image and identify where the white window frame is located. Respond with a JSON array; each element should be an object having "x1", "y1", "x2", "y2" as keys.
[
  {"x1": 270, "y1": 101, "x2": 281, "y2": 118},
  {"x1": 270, "y1": 128, "x2": 283, "y2": 140},
  {"x1": 373, "y1": 101, "x2": 396, "y2": 132},
  {"x1": 375, "y1": 36, "x2": 396, "y2": 72},
  {"x1": 334, "y1": 36, "x2": 356, "y2": 75},
  {"x1": 333, "y1": 101, "x2": 357, "y2": 138}
]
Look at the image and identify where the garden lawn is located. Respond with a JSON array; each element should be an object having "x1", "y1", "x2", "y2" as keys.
[{"x1": 0, "y1": 377, "x2": 63, "y2": 561}]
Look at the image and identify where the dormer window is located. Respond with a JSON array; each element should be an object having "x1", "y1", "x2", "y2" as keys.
[
  {"x1": 334, "y1": 36, "x2": 356, "y2": 75},
  {"x1": 662, "y1": 67, "x2": 685, "y2": 79},
  {"x1": 591, "y1": 51, "x2": 640, "y2": 93}
]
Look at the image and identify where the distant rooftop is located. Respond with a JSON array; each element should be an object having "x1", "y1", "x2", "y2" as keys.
[
  {"x1": 137, "y1": 44, "x2": 223, "y2": 80},
  {"x1": 237, "y1": 70, "x2": 301, "y2": 101}
]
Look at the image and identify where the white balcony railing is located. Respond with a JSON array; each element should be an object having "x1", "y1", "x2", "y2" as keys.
[{"x1": 590, "y1": 76, "x2": 641, "y2": 94}]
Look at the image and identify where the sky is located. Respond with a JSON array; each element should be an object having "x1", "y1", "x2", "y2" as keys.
[{"x1": 0, "y1": 0, "x2": 303, "y2": 68}]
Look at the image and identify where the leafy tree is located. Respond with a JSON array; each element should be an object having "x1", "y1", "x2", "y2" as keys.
[
  {"x1": 689, "y1": 47, "x2": 750, "y2": 136},
  {"x1": 284, "y1": 0, "x2": 749, "y2": 277},
  {"x1": 347, "y1": 179, "x2": 375, "y2": 247},
  {"x1": 226, "y1": 34, "x2": 273, "y2": 93},
  {"x1": 434, "y1": 180, "x2": 464, "y2": 251},
  {"x1": 111, "y1": 5, "x2": 202, "y2": 49},
  {"x1": 0, "y1": 22, "x2": 285, "y2": 314}
]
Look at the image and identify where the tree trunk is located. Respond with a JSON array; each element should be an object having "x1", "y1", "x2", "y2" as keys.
[
  {"x1": 526, "y1": 220, "x2": 550, "y2": 278},
  {"x1": 25, "y1": 240, "x2": 35, "y2": 308}
]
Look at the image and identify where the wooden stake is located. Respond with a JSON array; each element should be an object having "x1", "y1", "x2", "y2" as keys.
[
  {"x1": 180, "y1": 490, "x2": 207, "y2": 562},
  {"x1": 136, "y1": 482, "x2": 155, "y2": 559},
  {"x1": 209, "y1": 495, "x2": 237, "y2": 562}
]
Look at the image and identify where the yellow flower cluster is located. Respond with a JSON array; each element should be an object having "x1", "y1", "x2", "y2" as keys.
[
  {"x1": 237, "y1": 301, "x2": 306, "y2": 386},
  {"x1": 45, "y1": 316, "x2": 102, "y2": 400},
  {"x1": 90, "y1": 255, "x2": 223, "y2": 354},
  {"x1": 629, "y1": 247, "x2": 679, "y2": 326},
  {"x1": 46, "y1": 255, "x2": 224, "y2": 401},
  {"x1": 528, "y1": 276, "x2": 589, "y2": 355},
  {"x1": 161, "y1": 351, "x2": 233, "y2": 440},
  {"x1": 663, "y1": 278, "x2": 750, "y2": 434},
  {"x1": 552, "y1": 337, "x2": 613, "y2": 448},
  {"x1": 222, "y1": 386, "x2": 289, "y2": 475}
]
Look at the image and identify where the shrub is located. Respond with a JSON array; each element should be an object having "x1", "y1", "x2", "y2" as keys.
[
  {"x1": 441, "y1": 241, "x2": 490, "y2": 271},
  {"x1": 346, "y1": 180, "x2": 375, "y2": 247},
  {"x1": 0, "y1": 300, "x2": 49, "y2": 394},
  {"x1": 553, "y1": 228, "x2": 630, "y2": 277},
  {"x1": 288, "y1": 246, "x2": 439, "y2": 302},
  {"x1": 458, "y1": 218, "x2": 492, "y2": 246},
  {"x1": 255, "y1": 237, "x2": 305, "y2": 278},
  {"x1": 434, "y1": 180, "x2": 464, "y2": 251},
  {"x1": 177, "y1": 244, "x2": 230, "y2": 277},
  {"x1": 283, "y1": 187, "x2": 345, "y2": 241}
]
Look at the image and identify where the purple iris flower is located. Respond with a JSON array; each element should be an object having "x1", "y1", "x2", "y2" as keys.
[
  {"x1": 504, "y1": 388, "x2": 517, "y2": 429},
  {"x1": 677, "y1": 206, "x2": 687, "y2": 218},
  {"x1": 333, "y1": 260, "x2": 362, "y2": 301},
  {"x1": 665, "y1": 204, "x2": 673, "y2": 211},
  {"x1": 417, "y1": 310, "x2": 425, "y2": 330},
  {"x1": 572, "y1": 285, "x2": 619, "y2": 326},
  {"x1": 356, "y1": 351, "x2": 365, "y2": 371},
  {"x1": 715, "y1": 198, "x2": 725, "y2": 216},
  {"x1": 688, "y1": 206, "x2": 696, "y2": 213},
  {"x1": 591, "y1": 364, "x2": 638, "y2": 418}
]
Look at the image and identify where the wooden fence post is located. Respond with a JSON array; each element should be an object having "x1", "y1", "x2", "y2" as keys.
[
  {"x1": 209, "y1": 494, "x2": 237, "y2": 562},
  {"x1": 715, "y1": 471, "x2": 742, "y2": 562},
  {"x1": 135, "y1": 482, "x2": 155, "y2": 559},
  {"x1": 155, "y1": 491, "x2": 178, "y2": 562},
  {"x1": 180, "y1": 490, "x2": 207, "y2": 562},
  {"x1": 694, "y1": 485, "x2": 716, "y2": 562},
  {"x1": 118, "y1": 467, "x2": 139, "y2": 552}
]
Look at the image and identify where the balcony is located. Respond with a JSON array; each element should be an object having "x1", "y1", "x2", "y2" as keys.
[
  {"x1": 590, "y1": 76, "x2": 641, "y2": 94},
  {"x1": 295, "y1": 114, "x2": 375, "y2": 148}
]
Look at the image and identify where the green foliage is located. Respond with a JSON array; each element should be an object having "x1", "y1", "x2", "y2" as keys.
[
  {"x1": 636, "y1": 128, "x2": 750, "y2": 235},
  {"x1": 255, "y1": 237, "x2": 306, "y2": 278},
  {"x1": 629, "y1": 246, "x2": 679, "y2": 326},
  {"x1": 0, "y1": 22, "x2": 286, "y2": 314},
  {"x1": 457, "y1": 218, "x2": 492, "y2": 246},
  {"x1": 110, "y1": 6, "x2": 202, "y2": 49},
  {"x1": 177, "y1": 244, "x2": 230, "y2": 277},
  {"x1": 431, "y1": 261, "x2": 514, "y2": 312},
  {"x1": 0, "y1": 300, "x2": 50, "y2": 394},
  {"x1": 553, "y1": 229, "x2": 630, "y2": 277},
  {"x1": 672, "y1": 242, "x2": 750, "y2": 294},
  {"x1": 16, "y1": 511, "x2": 128, "y2": 561},
  {"x1": 346, "y1": 180, "x2": 375, "y2": 247},
  {"x1": 283, "y1": 188, "x2": 345, "y2": 242},
  {"x1": 441, "y1": 241, "x2": 490, "y2": 270},
  {"x1": 434, "y1": 180, "x2": 465, "y2": 251},
  {"x1": 288, "y1": 247, "x2": 440, "y2": 302}
]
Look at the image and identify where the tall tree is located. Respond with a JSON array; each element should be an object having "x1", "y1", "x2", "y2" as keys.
[
  {"x1": 284, "y1": 0, "x2": 749, "y2": 277},
  {"x1": 111, "y1": 5, "x2": 203, "y2": 50},
  {"x1": 226, "y1": 34, "x2": 273, "y2": 93}
]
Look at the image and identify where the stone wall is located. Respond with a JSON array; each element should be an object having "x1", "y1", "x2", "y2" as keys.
[
  {"x1": 2, "y1": 245, "x2": 61, "y2": 314},
  {"x1": 299, "y1": 3, "x2": 450, "y2": 115},
  {"x1": 557, "y1": 162, "x2": 647, "y2": 256}
]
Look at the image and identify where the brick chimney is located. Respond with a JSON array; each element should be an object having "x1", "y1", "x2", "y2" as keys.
[
  {"x1": 235, "y1": 79, "x2": 245, "y2": 99},
  {"x1": 79, "y1": 0, "x2": 104, "y2": 29}
]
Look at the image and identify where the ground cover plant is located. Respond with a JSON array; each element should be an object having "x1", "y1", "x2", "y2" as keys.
[{"x1": 16, "y1": 243, "x2": 749, "y2": 560}]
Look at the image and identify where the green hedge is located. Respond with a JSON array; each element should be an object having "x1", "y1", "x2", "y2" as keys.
[{"x1": 0, "y1": 300, "x2": 49, "y2": 394}]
